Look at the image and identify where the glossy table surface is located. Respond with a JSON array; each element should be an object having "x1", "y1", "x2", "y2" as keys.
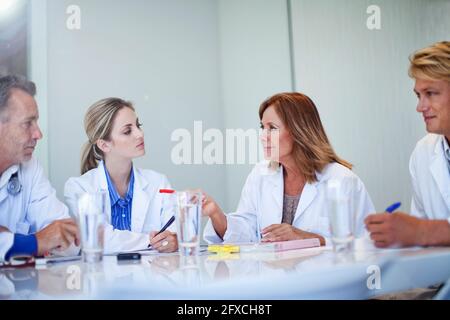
[{"x1": 1, "y1": 241, "x2": 450, "y2": 300}]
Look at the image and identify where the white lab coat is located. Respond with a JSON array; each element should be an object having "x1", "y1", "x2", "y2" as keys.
[
  {"x1": 0, "y1": 233, "x2": 14, "y2": 262},
  {"x1": 64, "y1": 161, "x2": 175, "y2": 254},
  {"x1": 409, "y1": 134, "x2": 450, "y2": 220},
  {"x1": 204, "y1": 161, "x2": 375, "y2": 244},
  {"x1": 0, "y1": 158, "x2": 71, "y2": 261}
]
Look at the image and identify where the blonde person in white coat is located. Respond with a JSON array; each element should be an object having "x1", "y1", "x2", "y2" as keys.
[
  {"x1": 366, "y1": 42, "x2": 450, "y2": 248},
  {"x1": 203, "y1": 92, "x2": 375, "y2": 245},
  {"x1": 64, "y1": 98, "x2": 177, "y2": 254}
]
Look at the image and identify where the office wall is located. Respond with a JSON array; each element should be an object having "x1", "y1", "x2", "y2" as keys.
[
  {"x1": 28, "y1": 0, "x2": 293, "y2": 213},
  {"x1": 291, "y1": 0, "x2": 450, "y2": 210},
  {"x1": 28, "y1": 0, "x2": 449, "y2": 215},
  {"x1": 218, "y1": 0, "x2": 293, "y2": 211},
  {"x1": 43, "y1": 0, "x2": 226, "y2": 207},
  {"x1": 28, "y1": 0, "x2": 48, "y2": 175}
]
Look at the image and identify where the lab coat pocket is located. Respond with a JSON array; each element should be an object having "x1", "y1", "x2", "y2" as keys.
[{"x1": 15, "y1": 222, "x2": 30, "y2": 235}]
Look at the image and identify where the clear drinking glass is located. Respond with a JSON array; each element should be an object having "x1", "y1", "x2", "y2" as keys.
[
  {"x1": 325, "y1": 178, "x2": 355, "y2": 253},
  {"x1": 77, "y1": 191, "x2": 106, "y2": 263},
  {"x1": 176, "y1": 191, "x2": 202, "y2": 256}
]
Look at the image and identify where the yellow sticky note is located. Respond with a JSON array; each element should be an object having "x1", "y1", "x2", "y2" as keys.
[{"x1": 207, "y1": 244, "x2": 240, "y2": 253}]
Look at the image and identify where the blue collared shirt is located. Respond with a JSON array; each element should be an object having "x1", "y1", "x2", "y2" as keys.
[{"x1": 104, "y1": 165, "x2": 134, "y2": 231}]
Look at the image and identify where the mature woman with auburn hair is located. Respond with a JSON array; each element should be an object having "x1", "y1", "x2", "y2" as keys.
[{"x1": 202, "y1": 92, "x2": 375, "y2": 245}]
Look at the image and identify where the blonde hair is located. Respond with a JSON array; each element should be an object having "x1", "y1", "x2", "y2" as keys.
[
  {"x1": 259, "y1": 92, "x2": 352, "y2": 183},
  {"x1": 81, "y1": 97, "x2": 134, "y2": 174},
  {"x1": 409, "y1": 41, "x2": 450, "y2": 82}
]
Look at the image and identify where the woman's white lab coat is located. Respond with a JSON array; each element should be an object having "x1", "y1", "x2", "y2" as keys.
[
  {"x1": 0, "y1": 158, "x2": 71, "y2": 260},
  {"x1": 64, "y1": 161, "x2": 175, "y2": 254},
  {"x1": 409, "y1": 134, "x2": 450, "y2": 220},
  {"x1": 204, "y1": 161, "x2": 375, "y2": 244}
]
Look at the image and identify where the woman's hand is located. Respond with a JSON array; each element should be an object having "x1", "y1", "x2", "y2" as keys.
[
  {"x1": 188, "y1": 189, "x2": 227, "y2": 239},
  {"x1": 202, "y1": 194, "x2": 224, "y2": 219},
  {"x1": 261, "y1": 223, "x2": 325, "y2": 246},
  {"x1": 188, "y1": 189, "x2": 224, "y2": 218},
  {"x1": 149, "y1": 230, "x2": 178, "y2": 253}
]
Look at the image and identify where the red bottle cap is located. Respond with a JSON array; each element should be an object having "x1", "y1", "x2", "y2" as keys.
[{"x1": 159, "y1": 189, "x2": 175, "y2": 194}]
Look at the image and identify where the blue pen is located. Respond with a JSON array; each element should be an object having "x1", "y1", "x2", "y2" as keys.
[{"x1": 385, "y1": 202, "x2": 401, "y2": 213}]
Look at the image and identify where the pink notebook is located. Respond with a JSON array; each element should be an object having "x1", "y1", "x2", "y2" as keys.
[{"x1": 239, "y1": 238, "x2": 321, "y2": 253}]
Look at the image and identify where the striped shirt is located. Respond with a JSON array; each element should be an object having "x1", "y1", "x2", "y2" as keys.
[{"x1": 104, "y1": 165, "x2": 135, "y2": 231}]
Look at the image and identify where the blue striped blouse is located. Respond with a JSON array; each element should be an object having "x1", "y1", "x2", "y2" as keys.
[{"x1": 104, "y1": 165, "x2": 135, "y2": 231}]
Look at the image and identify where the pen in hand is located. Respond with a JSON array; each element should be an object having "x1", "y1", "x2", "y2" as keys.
[
  {"x1": 147, "y1": 188, "x2": 176, "y2": 248},
  {"x1": 148, "y1": 215, "x2": 175, "y2": 248},
  {"x1": 385, "y1": 202, "x2": 401, "y2": 213}
]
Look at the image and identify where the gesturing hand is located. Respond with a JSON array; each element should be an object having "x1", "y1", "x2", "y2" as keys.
[{"x1": 35, "y1": 219, "x2": 80, "y2": 256}]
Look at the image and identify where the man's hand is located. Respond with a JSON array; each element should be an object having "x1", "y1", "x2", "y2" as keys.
[
  {"x1": 149, "y1": 230, "x2": 178, "y2": 253},
  {"x1": 364, "y1": 212, "x2": 424, "y2": 248},
  {"x1": 261, "y1": 223, "x2": 326, "y2": 246},
  {"x1": 35, "y1": 219, "x2": 80, "y2": 256}
]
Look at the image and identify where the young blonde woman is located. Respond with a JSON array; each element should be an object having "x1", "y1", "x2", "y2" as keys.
[
  {"x1": 202, "y1": 92, "x2": 375, "y2": 245},
  {"x1": 64, "y1": 98, "x2": 177, "y2": 253}
]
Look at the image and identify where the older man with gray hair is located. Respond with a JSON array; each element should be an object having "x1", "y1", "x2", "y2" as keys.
[{"x1": 0, "y1": 74, "x2": 79, "y2": 261}]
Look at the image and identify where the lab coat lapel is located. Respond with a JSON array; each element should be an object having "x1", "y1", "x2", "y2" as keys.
[
  {"x1": 0, "y1": 165, "x2": 19, "y2": 204},
  {"x1": 0, "y1": 187, "x2": 7, "y2": 204},
  {"x1": 96, "y1": 161, "x2": 111, "y2": 223},
  {"x1": 266, "y1": 166, "x2": 283, "y2": 222},
  {"x1": 260, "y1": 166, "x2": 284, "y2": 225},
  {"x1": 96, "y1": 161, "x2": 108, "y2": 191},
  {"x1": 292, "y1": 178, "x2": 319, "y2": 225},
  {"x1": 430, "y1": 137, "x2": 450, "y2": 208},
  {"x1": 131, "y1": 168, "x2": 154, "y2": 232}
]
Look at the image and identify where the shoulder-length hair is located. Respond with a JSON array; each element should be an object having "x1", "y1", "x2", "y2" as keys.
[
  {"x1": 259, "y1": 92, "x2": 352, "y2": 183},
  {"x1": 81, "y1": 97, "x2": 135, "y2": 174}
]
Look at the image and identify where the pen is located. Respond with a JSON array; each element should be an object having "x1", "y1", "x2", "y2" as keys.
[
  {"x1": 148, "y1": 189, "x2": 176, "y2": 248},
  {"x1": 385, "y1": 202, "x2": 401, "y2": 213},
  {"x1": 148, "y1": 215, "x2": 175, "y2": 248},
  {"x1": 35, "y1": 255, "x2": 82, "y2": 266}
]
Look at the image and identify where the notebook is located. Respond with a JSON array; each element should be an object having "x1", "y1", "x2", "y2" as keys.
[{"x1": 238, "y1": 238, "x2": 321, "y2": 253}]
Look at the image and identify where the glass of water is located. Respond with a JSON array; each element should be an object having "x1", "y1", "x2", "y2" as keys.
[
  {"x1": 176, "y1": 191, "x2": 202, "y2": 256},
  {"x1": 77, "y1": 191, "x2": 106, "y2": 263},
  {"x1": 325, "y1": 178, "x2": 355, "y2": 253}
]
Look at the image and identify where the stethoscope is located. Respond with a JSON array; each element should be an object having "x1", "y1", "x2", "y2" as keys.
[{"x1": 7, "y1": 172, "x2": 22, "y2": 196}]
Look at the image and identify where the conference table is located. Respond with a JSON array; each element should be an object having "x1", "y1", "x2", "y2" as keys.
[{"x1": 1, "y1": 241, "x2": 450, "y2": 300}]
